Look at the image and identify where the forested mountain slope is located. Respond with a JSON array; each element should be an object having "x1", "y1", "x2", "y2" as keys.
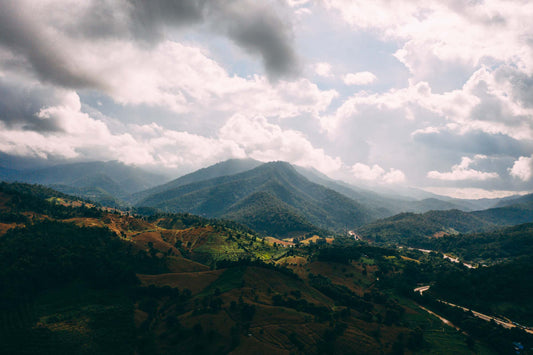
[
  {"x1": 358, "y1": 197, "x2": 533, "y2": 245},
  {"x1": 137, "y1": 162, "x2": 377, "y2": 236}
]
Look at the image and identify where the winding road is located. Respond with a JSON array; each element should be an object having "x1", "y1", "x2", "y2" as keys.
[
  {"x1": 413, "y1": 285, "x2": 533, "y2": 334},
  {"x1": 439, "y1": 300, "x2": 533, "y2": 334}
]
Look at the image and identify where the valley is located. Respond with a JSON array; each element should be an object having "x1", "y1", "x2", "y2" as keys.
[{"x1": 1, "y1": 159, "x2": 532, "y2": 354}]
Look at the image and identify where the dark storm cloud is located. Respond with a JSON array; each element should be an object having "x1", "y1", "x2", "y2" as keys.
[
  {"x1": 498, "y1": 68, "x2": 533, "y2": 109},
  {"x1": 131, "y1": 0, "x2": 300, "y2": 78},
  {"x1": 129, "y1": 0, "x2": 207, "y2": 41},
  {"x1": 208, "y1": 1, "x2": 300, "y2": 80},
  {"x1": 0, "y1": 78, "x2": 64, "y2": 132},
  {"x1": 129, "y1": 0, "x2": 300, "y2": 78},
  {"x1": 0, "y1": 1, "x2": 103, "y2": 89},
  {"x1": 68, "y1": 0, "x2": 207, "y2": 41},
  {"x1": 413, "y1": 129, "x2": 531, "y2": 157},
  {"x1": 0, "y1": 0, "x2": 298, "y2": 88}
]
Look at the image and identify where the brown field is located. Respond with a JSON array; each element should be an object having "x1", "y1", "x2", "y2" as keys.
[
  {"x1": 132, "y1": 231, "x2": 180, "y2": 255},
  {"x1": 305, "y1": 261, "x2": 375, "y2": 296},
  {"x1": 172, "y1": 226, "x2": 215, "y2": 251},
  {"x1": 264, "y1": 236, "x2": 294, "y2": 247},
  {"x1": 134, "y1": 309, "x2": 149, "y2": 328},
  {"x1": 432, "y1": 231, "x2": 451, "y2": 238},
  {"x1": 0, "y1": 192, "x2": 11, "y2": 209},
  {"x1": 336, "y1": 326, "x2": 381, "y2": 354},
  {"x1": 64, "y1": 217, "x2": 105, "y2": 228},
  {"x1": 230, "y1": 334, "x2": 291, "y2": 355},
  {"x1": 138, "y1": 270, "x2": 224, "y2": 294},
  {"x1": 400, "y1": 255, "x2": 420, "y2": 263},
  {"x1": 243, "y1": 267, "x2": 334, "y2": 306},
  {"x1": 299, "y1": 235, "x2": 334, "y2": 245},
  {"x1": 102, "y1": 214, "x2": 156, "y2": 235},
  {"x1": 166, "y1": 256, "x2": 209, "y2": 272},
  {"x1": 0, "y1": 222, "x2": 17, "y2": 236},
  {"x1": 276, "y1": 255, "x2": 307, "y2": 266}
]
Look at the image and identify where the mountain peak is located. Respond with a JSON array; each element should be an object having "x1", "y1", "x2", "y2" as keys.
[{"x1": 137, "y1": 158, "x2": 375, "y2": 235}]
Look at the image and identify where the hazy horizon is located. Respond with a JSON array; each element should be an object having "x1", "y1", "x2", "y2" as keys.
[{"x1": 1, "y1": 0, "x2": 533, "y2": 198}]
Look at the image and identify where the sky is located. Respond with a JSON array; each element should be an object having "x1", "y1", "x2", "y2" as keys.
[{"x1": 0, "y1": 0, "x2": 533, "y2": 199}]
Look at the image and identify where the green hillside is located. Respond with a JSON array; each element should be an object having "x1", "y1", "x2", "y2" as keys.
[
  {"x1": 223, "y1": 191, "x2": 325, "y2": 237},
  {"x1": 358, "y1": 198, "x2": 533, "y2": 246},
  {"x1": 128, "y1": 158, "x2": 261, "y2": 204},
  {"x1": 357, "y1": 209, "x2": 492, "y2": 245},
  {"x1": 419, "y1": 222, "x2": 533, "y2": 264},
  {"x1": 137, "y1": 162, "x2": 375, "y2": 236},
  {"x1": 472, "y1": 202, "x2": 533, "y2": 225}
]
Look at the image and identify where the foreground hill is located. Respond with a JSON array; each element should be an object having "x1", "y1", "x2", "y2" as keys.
[
  {"x1": 136, "y1": 162, "x2": 377, "y2": 237},
  {"x1": 1, "y1": 182, "x2": 531, "y2": 354},
  {"x1": 358, "y1": 196, "x2": 533, "y2": 246},
  {"x1": 0, "y1": 161, "x2": 169, "y2": 206}
]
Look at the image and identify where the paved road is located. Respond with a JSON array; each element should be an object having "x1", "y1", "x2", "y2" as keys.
[
  {"x1": 409, "y1": 248, "x2": 475, "y2": 268},
  {"x1": 412, "y1": 285, "x2": 533, "y2": 334},
  {"x1": 439, "y1": 300, "x2": 533, "y2": 334},
  {"x1": 418, "y1": 305, "x2": 462, "y2": 332},
  {"x1": 414, "y1": 285, "x2": 430, "y2": 294}
]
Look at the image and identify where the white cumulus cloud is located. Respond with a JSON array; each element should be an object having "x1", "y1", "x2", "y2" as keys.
[
  {"x1": 314, "y1": 62, "x2": 333, "y2": 77},
  {"x1": 351, "y1": 163, "x2": 405, "y2": 184},
  {"x1": 219, "y1": 114, "x2": 343, "y2": 174},
  {"x1": 427, "y1": 156, "x2": 499, "y2": 181},
  {"x1": 509, "y1": 155, "x2": 533, "y2": 181},
  {"x1": 323, "y1": 66, "x2": 533, "y2": 140},
  {"x1": 343, "y1": 71, "x2": 377, "y2": 85},
  {"x1": 382, "y1": 169, "x2": 406, "y2": 184},
  {"x1": 324, "y1": 0, "x2": 533, "y2": 74}
]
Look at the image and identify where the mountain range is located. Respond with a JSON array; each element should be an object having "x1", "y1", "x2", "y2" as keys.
[
  {"x1": 130, "y1": 159, "x2": 533, "y2": 239},
  {"x1": 2, "y1": 157, "x2": 531, "y2": 239},
  {"x1": 0, "y1": 161, "x2": 169, "y2": 206},
  {"x1": 293, "y1": 166, "x2": 492, "y2": 215},
  {"x1": 136, "y1": 161, "x2": 375, "y2": 237},
  {"x1": 358, "y1": 196, "x2": 533, "y2": 245},
  {"x1": 127, "y1": 158, "x2": 262, "y2": 205}
]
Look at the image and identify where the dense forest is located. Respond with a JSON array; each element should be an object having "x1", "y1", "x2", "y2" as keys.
[
  {"x1": 419, "y1": 223, "x2": 533, "y2": 263},
  {"x1": 357, "y1": 202, "x2": 533, "y2": 247}
]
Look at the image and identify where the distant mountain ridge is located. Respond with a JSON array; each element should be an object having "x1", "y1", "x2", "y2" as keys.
[
  {"x1": 493, "y1": 193, "x2": 533, "y2": 208},
  {"x1": 136, "y1": 161, "x2": 376, "y2": 236},
  {"x1": 128, "y1": 158, "x2": 261, "y2": 204},
  {"x1": 358, "y1": 196, "x2": 533, "y2": 245},
  {"x1": 0, "y1": 161, "x2": 169, "y2": 206},
  {"x1": 3, "y1": 157, "x2": 528, "y2": 239},
  {"x1": 293, "y1": 165, "x2": 500, "y2": 215}
]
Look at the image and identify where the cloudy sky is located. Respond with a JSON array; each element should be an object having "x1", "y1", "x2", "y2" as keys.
[{"x1": 1, "y1": 0, "x2": 533, "y2": 198}]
